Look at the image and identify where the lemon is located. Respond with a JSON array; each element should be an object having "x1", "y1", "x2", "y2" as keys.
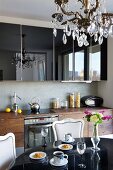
[
  {"x1": 5, "y1": 107, "x2": 11, "y2": 112},
  {"x1": 17, "y1": 109, "x2": 22, "y2": 114}
]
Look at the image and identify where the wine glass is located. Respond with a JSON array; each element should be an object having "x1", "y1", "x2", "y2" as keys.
[
  {"x1": 41, "y1": 128, "x2": 48, "y2": 147},
  {"x1": 77, "y1": 141, "x2": 86, "y2": 168}
]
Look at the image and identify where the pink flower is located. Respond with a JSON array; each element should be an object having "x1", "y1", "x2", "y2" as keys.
[
  {"x1": 84, "y1": 109, "x2": 112, "y2": 124},
  {"x1": 84, "y1": 109, "x2": 92, "y2": 115},
  {"x1": 102, "y1": 115, "x2": 112, "y2": 120},
  {"x1": 98, "y1": 110, "x2": 105, "y2": 114}
]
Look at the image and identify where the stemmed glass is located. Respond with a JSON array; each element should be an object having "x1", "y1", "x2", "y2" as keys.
[
  {"x1": 41, "y1": 127, "x2": 48, "y2": 147},
  {"x1": 77, "y1": 141, "x2": 86, "y2": 168}
]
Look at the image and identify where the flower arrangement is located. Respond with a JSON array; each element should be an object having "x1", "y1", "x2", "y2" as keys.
[
  {"x1": 84, "y1": 109, "x2": 112, "y2": 150},
  {"x1": 84, "y1": 109, "x2": 112, "y2": 125}
]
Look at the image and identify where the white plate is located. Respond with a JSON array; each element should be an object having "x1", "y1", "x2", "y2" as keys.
[
  {"x1": 62, "y1": 138, "x2": 75, "y2": 143},
  {"x1": 50, "y1": 158, "x2": 68, "y2": 167},
  {"x1": 58, "y1": 144, "x2": 73, "y2": 151},
  {"x1": 29, "y1": 151, "x2": 46, "y2": 160}
]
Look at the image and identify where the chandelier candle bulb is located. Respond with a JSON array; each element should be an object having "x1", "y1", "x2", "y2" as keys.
[{"x1": 83, "y1": 0, "x2": 90, "y2": 10}]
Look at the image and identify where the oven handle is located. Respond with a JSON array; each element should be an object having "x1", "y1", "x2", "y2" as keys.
[{"x1": 28, "y1": 123, "x2": 52, "y2": 129}]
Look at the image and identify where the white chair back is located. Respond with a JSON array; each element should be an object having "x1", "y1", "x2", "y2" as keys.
[
  {"x1": 52, "y1": 118, "x2": 84, "y2": 141},
  {"x1": 0, "y1": 133, "x2": 16, "y2": 170}
]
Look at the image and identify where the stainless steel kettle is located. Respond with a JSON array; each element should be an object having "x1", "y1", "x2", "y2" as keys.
[{"x1": 29, "y1": 97, "x2": 40, "y2": 113}]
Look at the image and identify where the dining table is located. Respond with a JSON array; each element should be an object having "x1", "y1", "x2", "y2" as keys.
[{"x1": 10, "y1": 137, "x2": 113, "y2": 170}]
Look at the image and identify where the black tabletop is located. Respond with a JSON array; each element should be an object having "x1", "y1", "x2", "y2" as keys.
[{"x1": 10, "y1": 137, "x2": 113, "y2": 170}]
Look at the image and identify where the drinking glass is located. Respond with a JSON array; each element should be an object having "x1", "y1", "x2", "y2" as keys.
[
  {"x1": 77, "y1": 141, "x2": 86, "y2": 168},
  {"x1": 41, "y1": 127, "x2": 48, "y2": 147}
]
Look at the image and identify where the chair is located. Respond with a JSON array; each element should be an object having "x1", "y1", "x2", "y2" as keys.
[
  {"x1": 52, "y1": 118, "x2": 84, "y2": 141},
  {"x1": 0, "y1": 133, "x2": 16, "y2": 170}
]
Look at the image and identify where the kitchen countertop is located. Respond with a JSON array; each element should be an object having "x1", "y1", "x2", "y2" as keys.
[
  {"x1": 0, "y1": 107, "x2": 112, "y2": 119},
  {"x1": 0, "y1": 109, "x2": 57, "y2": 119},
  {"x1": 51, "y1": 106, "x2": 112, "y2": 113}
]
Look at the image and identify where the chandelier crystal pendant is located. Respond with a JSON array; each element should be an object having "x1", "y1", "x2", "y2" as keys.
[{"x1": 52, "y1": 0, "x2": 113, "y2": 47}]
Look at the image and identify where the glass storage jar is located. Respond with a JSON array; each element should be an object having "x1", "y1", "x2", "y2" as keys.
[
  {"x1": 51, "y1": 98, "x2": 60, "y2": 109},
  {"x1": 69, "y1": 93, "x2": 75, "y2": 108},
  {"x1": 76, "y1": 92, "x2": 80, "y2": 108}
]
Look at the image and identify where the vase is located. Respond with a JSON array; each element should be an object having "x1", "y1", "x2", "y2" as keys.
[
  {"x1": 91, "y1": 150, "x2": 100, "y2": 170},
  {"x1": 91, "y1": 124, "x2": 100, "y2": 151}
]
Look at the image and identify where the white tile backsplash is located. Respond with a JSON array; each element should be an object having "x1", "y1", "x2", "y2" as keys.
[{"x1": 0, "y1": 81, "x2": 98, "y2": 111}]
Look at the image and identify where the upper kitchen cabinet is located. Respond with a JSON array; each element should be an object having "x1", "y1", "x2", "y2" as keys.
[
  {"x1": 0, "y1": 23, "x2": 20, "y2": 80},
  {"x1": 55, "y1": 29, "x2": 107, "y2": 81},
  {"x1": 0, "y1": 22, "x2": 107, "y2": 82},
  {"x1": 0, "y1": 23, "x2": 53, "y2": 81}
]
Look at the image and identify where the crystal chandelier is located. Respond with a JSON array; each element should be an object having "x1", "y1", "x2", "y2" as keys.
[
  {"x1": 52, "y1": 0, "x2": 113, "y2": 47},
  {"x1": 12, "y1": 34, "x2": 36, "y2": 69}
]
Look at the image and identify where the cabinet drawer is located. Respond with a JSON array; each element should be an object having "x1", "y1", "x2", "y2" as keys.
[{"x1": 0, "y1": 118, "x2": 24, "y2": 133}]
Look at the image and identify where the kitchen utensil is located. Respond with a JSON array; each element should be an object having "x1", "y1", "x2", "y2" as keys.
[{"x1": 29, "y1": 97, "x2": 40, "y2": 113}]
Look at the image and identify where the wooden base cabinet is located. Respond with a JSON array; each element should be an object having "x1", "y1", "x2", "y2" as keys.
[
  {"x1": 0, "y1": 112, "x2": 24, "y2": 147},
  {"x1": 53, "y1": 108, "x2": 113, "y2": 137},
  {"x1": 0, "y1": 108, "x2": 113, "y2": 147}
]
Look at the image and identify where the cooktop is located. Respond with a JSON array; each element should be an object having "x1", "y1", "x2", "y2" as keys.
[{"x1": 23, "y1": 108, "x2": 54, "y2": 115}]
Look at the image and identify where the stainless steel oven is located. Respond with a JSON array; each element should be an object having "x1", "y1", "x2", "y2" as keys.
[{"x1": 24, "y1": 114, "x2": 59, "y2": 150}]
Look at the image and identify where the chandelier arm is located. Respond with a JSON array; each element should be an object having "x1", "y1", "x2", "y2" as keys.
[
  {"x1": 102, "y1": 13, "x2": 113, "y2": 25},
  {"x1": 61, "y1": 12, "x2": 84, "y2": 25},
  {"x1": 102, "y1": 13, "x2": 113, "y2": 17},
  {"x1": 76, "y1": 11, "x2": 84, "y2": 20},
  {"x1": 60, "y1": 5, "x2": 75, "y2": 16},
  {"x1": 89, "y1": 0, "x2": 99, "y2": 16}
]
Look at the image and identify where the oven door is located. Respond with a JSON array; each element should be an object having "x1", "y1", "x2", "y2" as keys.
[{"x1": 24, "y1": 116, "x2": 58, "y2": 150}]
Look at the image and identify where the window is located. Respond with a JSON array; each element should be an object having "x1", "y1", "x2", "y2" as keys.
[
  {"x1": 62, "y1": 50, "x2": 84, "y2": 80},
  {"x1": 74, "y1": 51, "x2": 84, "y2": 80},
  {"x1": 63, "y1": 53, "x2": 73, "y2": 80},
  {"x1": 56, "y1": 37, "x2": 107, "y2": 81},
  {"x1": 89, "y1": 45, "x2": 101, "y2": 81}
]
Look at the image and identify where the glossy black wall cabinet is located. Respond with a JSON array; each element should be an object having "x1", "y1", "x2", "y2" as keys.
[
  {"x1": 55, "y1": 30, "x2": 107, "y2": 81},
  {"x1": 0, "y1": 23, "x2": 53, "y2": 81},
  {"x1": 0, "y1": 23, "x2": 107, "y2": 81}
]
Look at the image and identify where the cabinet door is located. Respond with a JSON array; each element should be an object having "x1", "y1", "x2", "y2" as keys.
[
  {"x1": 0, "y1": 118, "x2": 7, "y2": 134},
  {"x1": 89, "y1": 45, "x2": 101, "y2": 81},
  {"x1": 0, "y1": 117, "x2": 24, "y2": 147},
  {"x1": 55, "y1": 34, "x2": 107, "y2": 81},
  {"x1": 58, "y1": 112, "x2": 89, "y2": 137},
  {"x1": 61, "y1": 51, "x2": 84, "y2": 81}
]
